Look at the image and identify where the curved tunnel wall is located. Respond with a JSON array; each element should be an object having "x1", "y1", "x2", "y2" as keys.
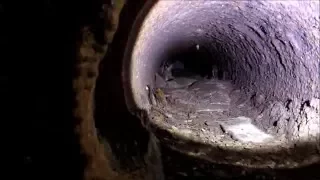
[{"x1": 125, "y1": 1, "x2": 319, "y2": 115}]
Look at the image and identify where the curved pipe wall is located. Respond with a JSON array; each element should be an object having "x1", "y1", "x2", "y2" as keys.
[
  {"x1": 124, "y1": 0, "x2": 319, "y2": 112},
  {"x1": 121, "y1": 0, "x2": 320, "y2": 167}
]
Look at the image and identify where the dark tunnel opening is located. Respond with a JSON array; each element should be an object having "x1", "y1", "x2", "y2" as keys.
[{"x1": 157, "y1": 44, "x2": 229, "y2": 81}]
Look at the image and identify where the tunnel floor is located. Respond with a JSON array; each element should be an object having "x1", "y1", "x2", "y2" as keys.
[{"x1": 148, "y1": 72, "x2": 286, "y2": 145}]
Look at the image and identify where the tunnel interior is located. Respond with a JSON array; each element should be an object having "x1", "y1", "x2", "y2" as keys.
[
  {"x1": 151, "y1": 37, "x2": 281, "y2": 144},
  {"x1": 125, "y1": 1, "x2": 319, "y2": 147}
]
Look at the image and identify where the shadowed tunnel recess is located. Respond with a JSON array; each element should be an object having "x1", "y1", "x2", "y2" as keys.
[{"x1": 122, "y1": 0, "x2": 320, "y2": 170}]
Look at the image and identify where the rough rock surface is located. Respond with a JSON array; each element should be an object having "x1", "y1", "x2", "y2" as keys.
[{"x1": 122, "y1": 0, "x2": 320, "y2": 179}]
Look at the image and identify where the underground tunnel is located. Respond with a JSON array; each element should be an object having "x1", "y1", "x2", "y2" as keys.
[{"x1": 122, "y1": 0, "x2": 320, "y2": 169}]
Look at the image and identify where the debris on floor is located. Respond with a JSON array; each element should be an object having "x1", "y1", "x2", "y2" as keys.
[{"x1": 150, "y1": 73, "x2": 281, "y2": 145}]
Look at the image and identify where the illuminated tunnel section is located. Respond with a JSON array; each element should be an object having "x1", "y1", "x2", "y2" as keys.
[{"x1": 122, "y1": 1, "x2": 320, "y2": 168}]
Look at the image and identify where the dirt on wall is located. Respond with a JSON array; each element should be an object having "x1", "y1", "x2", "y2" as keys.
[{"x1": 73, "y1": 0, "x2": 147, "y2": 180}]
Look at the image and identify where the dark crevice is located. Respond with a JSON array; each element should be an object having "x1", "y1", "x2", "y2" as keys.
[
  {"x1": 285, "y1": 99, "x2": 293, "y2": 111},
  {"x1": 273, "y1": 120, "x2": 278, "y2": 127},
  {"x1": 300, "y1": 100, "x2": 311, "y2": 112},
  {"x1": 94, "y1": 0, "x2": 149, "y2": 171}
]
